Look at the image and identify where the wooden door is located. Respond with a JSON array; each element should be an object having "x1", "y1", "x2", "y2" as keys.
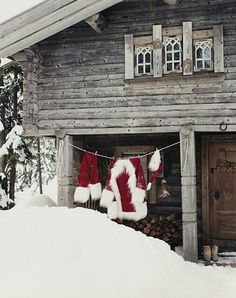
[{"x1": 202, "y1": 136, "x2": 236, "y2": 248}]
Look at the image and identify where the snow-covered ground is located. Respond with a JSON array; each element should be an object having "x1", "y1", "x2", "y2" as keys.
[{"x1": 0, "y1": 200, "x2": 235, "y2": 298}]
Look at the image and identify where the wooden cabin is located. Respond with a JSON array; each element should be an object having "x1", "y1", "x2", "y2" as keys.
[{"x1": 0, "y1": 0, "x2": 235, "y2": 262}]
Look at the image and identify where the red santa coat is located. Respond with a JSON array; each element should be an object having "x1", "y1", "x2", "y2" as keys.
[{"x1": 100, "y1": 157, "x2": 147, "y2": 221}]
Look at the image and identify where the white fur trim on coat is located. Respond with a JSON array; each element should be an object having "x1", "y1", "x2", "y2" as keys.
[
  {"x1": 100, "y1": 189, "x2": 114, "y2": 208},
  {"x1": 149, "y1": 150, "x2": 161, "y2": 171},
  {"x1": 74, "y1": 186, "x2": 90, "y2": 203},
  {"x1": 107, "y1": 201, "x2": 147, "y2": 222},
  {"x1": 89, "y1": 182, "x2": 102, "y2": 200},
  {"x1": 132, "y1": 187, "x2": 146, "y2": 204}
]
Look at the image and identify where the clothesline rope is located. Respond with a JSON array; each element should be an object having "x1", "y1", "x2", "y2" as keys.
[{"x1": 65, "y1": 138, "x2": 188, "y2": 160}]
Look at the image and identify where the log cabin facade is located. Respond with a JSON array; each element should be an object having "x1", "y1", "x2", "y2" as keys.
[{"x1": 0, "y1": 0, "x2": 235, "y2": 262}]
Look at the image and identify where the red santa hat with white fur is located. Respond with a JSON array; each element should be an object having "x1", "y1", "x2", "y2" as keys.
[
  {"x1": 147, "y1": 149, "x2": 163, "y2": 191},
  {"x1": 74, "y1": 151, "x2": 102, "y2": 203}
]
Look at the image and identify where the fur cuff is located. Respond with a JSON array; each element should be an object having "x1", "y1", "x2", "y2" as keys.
[
  {"x1": 100, "y1": 189, "x2": 114, "y2": 208},
  {"x1": 146, "y1": 182, "x2": 152, "y2": 191},
  {"x1": 107, "y1": 202, "x2": 118, "y2": 220},
  {"x1": 132, "y1": 187, "x2": 146, "y2": 204},
  {"x1": 89, "y1": 183, "x2": 102, "y2": 200},
  {"x1": 74, "y1": 186, "x2": 90, "y2": 203}
]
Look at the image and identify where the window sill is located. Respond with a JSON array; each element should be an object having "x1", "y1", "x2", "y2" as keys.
[{"x1": 124, "y1": 72, "x2": 225, "y2": 84}]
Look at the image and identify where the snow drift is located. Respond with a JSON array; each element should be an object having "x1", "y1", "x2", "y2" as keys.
[{"x1": 0, "y1": 204, "x2": 235, "y2": 298}]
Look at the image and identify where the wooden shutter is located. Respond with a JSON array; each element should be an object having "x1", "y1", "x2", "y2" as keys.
[
  {"x1": 183, "y1": 21, "x2": 193, "y2": 75},
  {"x1": 124, "y1": 34, "x2": 134, "y2": 79},
  {"x1": 213, "y1": 25, "x2": 224, "y2": 73},
  {"x1": 153, "y1": 25, "x2": 162, "y2": 78}
]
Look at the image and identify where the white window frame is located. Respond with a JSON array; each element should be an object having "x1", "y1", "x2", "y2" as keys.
[
  {"x1": 194, "y1": 39, "x2": 213, "y2": 72},
  {"x1": 135, "y1": 45, "x2": 153, "y2": 76},
  {"x1": 163, "y1": 36, "x2": 182, "y2": 74}
]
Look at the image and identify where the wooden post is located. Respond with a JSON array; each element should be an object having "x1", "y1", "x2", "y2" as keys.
[
  {"x1": 12, "y1": 46, "x2": 39, "y2": 135},
  {"x1": 179, "y1": 128, "x2": 198, "y2": 262},
  {"x1": 183, "y1": 21, "x2": 193, "y2": 76},
  {"x1": 57, "y1": 133, "x2": 74, "y2": 207},
  {"x1": 213, "y1": 25, "x2": 224, "y2": 73},
  {"x1": 124, "y1": 34, "x2": 134, "y2": 79},
  {"x1": 153, "y1": 25, "x2": 162, "y2": 78}
]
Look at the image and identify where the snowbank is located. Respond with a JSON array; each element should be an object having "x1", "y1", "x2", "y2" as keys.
[
  {"x1": 0, "y1": 206, "x2": 235, "y2": 298},
  {"x1": 14, "y1": 195, "x2": 57, "y2": 210},
  {"x1": 15, "y1": 176, "x2": 58, "y2": 204}
]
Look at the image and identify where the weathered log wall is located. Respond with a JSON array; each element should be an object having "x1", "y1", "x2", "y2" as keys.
[{"x1": 37, "y1": 0, "x2": 236, "y2": 135}]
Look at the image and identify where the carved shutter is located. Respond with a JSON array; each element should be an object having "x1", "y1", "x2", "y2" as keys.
[
  {"x1": 183, "y1": 21, "x2": 193, "y2": 75},
  {"x1": 124, "y1": 34, "x2": 134, "y2": 79},
  {"x1": 213, "y1": 25, "x2": 224, "y2": 73},
  {"x1": 153, "y1": 25, "x2": 162, "y2": 78}
]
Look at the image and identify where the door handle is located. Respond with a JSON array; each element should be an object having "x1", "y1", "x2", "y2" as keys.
[{"x1": 213, "y1": 190, "x2": 220, "y2": 200}]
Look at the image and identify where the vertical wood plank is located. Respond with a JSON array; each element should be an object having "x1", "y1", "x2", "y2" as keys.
[
  {"x1": 124, "y1": 34, "x2": 134, "y2": 79},
  {"x1": 57, "y1": 135, "x2": 74, "y2": 207},
  {"x1": 183, "y1": 21, "x2": 193, "y2": 76},
  {"x1": 153, "y1": 24, "x2": 162, "y2": 78},
  {"x1": 213, "y1": 25, "x2": 224, "y2": 73},
  {"x1": 180, "y1": 128, "x2": 198, "y2": 262}
]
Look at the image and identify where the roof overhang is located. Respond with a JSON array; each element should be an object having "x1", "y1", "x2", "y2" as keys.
[{"x1": 0, "y1": 0, "x2": 124, "y2": 58}]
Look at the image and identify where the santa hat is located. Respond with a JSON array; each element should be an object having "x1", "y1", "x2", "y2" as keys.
[
  {"x1": 147, "y1": 149, "x2": 163, "y2": 191},
  {"x1": 100, "y1": 158, "x2": 147, "y2": 221},
  {"x1": 74, "y1": 151, "x2": 102, "y2": 203}
]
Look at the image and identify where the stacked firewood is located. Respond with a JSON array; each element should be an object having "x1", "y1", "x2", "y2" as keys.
[{"x1": 116, "y1": 214, "x2": 182, "y2": 248}]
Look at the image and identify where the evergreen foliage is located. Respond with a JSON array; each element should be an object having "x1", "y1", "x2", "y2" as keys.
[{"x1": 0, "y1": 63, "x2": 56, "y2": 208}]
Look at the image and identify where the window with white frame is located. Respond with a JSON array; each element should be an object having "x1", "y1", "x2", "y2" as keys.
[
  {"x1": 194, "y1": 39, "x2": 213, "y2": 71},
  {"x1": 135, "y1": 46, "x2": 153, "y2": 76},
  {"x1": 164, "y1": 37, "x2": 182, "y2": 74}
]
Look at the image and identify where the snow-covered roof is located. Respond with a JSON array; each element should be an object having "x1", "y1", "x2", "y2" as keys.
[{"x1": 0, "y1": 0, "x2": 124, "y2": 58}]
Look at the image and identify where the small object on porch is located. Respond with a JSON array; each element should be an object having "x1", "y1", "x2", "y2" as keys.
[
  {"x1": 203, "y1": 245, "x2": 211, "y2": 262},
  {"x1": 211, "y1": 245, "x2": 219, "y2": 262},
  {"x1": 74, "y1": 151, "x2": 102, "y2": 203},
  {"x1": 147, "y1": 149, "x2": 163, "y2": 191},
  {"x1": 158, "y1": 179, "x2": 171, "y2": 199},
  {"x1": 100, "y1": 157, "x2": 147, "y2": 221}
]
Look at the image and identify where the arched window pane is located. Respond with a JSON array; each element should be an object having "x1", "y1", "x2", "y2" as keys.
[
  {"x1": 138, "y1": 53, "x2": 143, "y2": 63},
  {"x1": 167, "y1": 43, "x2": 172, "y2": 51},
  {"x1": 204, "y1": 47, "x2": 211, "y2": 59},
  {"x1": 145, "y1": 52, "x2": 151, "y2": 63},
  {"x1": 174, "y1": 43, "x2": 179, "y2": 51},
  {"x1": 196, "y1": 48, "x2": 202, "y2": 59}
]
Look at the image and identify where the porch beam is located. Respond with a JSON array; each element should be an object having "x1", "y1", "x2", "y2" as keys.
[
  {"x1": 180, "y1": 128, "x2": 198, "y2": 262},
  {"x1": 85, "y1": 13, "x2": 108, "y2": 33},
  {"x1": 57, "y1": 134, "x2": 74, "y2": 207}
]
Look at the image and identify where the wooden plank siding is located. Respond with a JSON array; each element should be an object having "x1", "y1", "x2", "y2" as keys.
[{"x1": 36, "y1": 0, "x2": 236, "y2": 135}]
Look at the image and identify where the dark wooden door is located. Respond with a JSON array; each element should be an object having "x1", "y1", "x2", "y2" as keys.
[{"x1": 208, "y1": 142, "x2": 236, "y2": 241}]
